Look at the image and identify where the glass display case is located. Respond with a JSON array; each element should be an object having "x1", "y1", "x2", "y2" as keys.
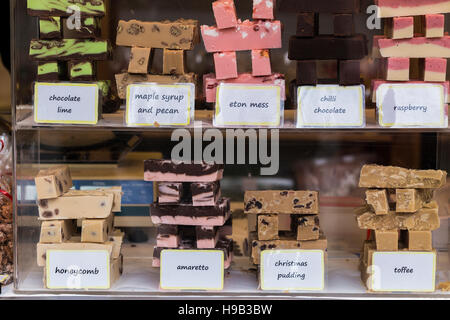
[{"x1": 10, "y1": 0, "x2": 450, "y2": 298}]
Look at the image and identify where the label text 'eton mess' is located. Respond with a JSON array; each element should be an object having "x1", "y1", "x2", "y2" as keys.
[
  {"x1": 126, "y1": 83, "x2": 195, "y2": 127},
  {"x1": 160, "y1": 250, "x2": 224, "y2": 290},
  {"x1": 260, "y1": 250, "x2": 324, "y2": 291}
]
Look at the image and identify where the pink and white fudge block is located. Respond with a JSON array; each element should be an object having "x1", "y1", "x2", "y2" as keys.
[
  {"x1": 253, "y1": 0, "x2": 275, "y2": 20},
  {"x1": 425, "y1": 14, "x2": 445, "y2": 38},
  {"x1": 386, "y1": 57, "x2": 410, "y2": 81},
  {"x1": 201, "y1": 20, "x2": 282, "y2": 52},
  {"x1": 423, "y1": 57, "x2": 447, "y2": 82},
  {"x1": 213, "y1": 51, "x2": 238, "y2": 80},
  {"x1": 390, "y1": 16, "x2": 413, "y2": 39},
  {"x1": 251, "y1": 49, "x2": 272, "y2": 76},
  {"x1": 203, "y1": 72, "x2": 286, "y2": 103},
  {"x1": 378, "y1": 36, "x2": 450, "y2": 58},
  {"x1": 212, "y1": 0, "x2": 238, "y2": 30},
  {"x1": 376, "y1": 0, "x2": 450, "y2": 18}
]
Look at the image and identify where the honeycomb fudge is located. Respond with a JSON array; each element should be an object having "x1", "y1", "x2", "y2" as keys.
[
  {"x1": 96, "y1": 187, "x2": 122, "y2": 212},
  {"x1": 37, "y1": 190, "x2": 114, "y2": 220},
  {"x1": 35, "y1": 165, "x2": 72, "y2": 200},
  {"x1": 39, "y1": 220, "x2": 75, "y2": 243},
  {"x1": 81, "y1": 213, "x2": 114, "y2": 243},
  {"x1": 365, "y1": 189, "x2": 390, "y2": 215},
  {"x1": 359, "y1": 165, "x2": 447, "y2": 189},
  {"x1": 244, "y1": 190, "x2": 319, "y2": 214}
]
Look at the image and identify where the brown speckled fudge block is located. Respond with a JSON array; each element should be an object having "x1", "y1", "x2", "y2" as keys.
[{"x1": 244, "y1": 190, "x2": 319, "y2": 214}]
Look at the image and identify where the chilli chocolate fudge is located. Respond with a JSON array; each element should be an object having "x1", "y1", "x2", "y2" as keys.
[
  {"x1": 146, "y1": 160, "x2": 233, "y2": 269},
  {"x1": 356, "y1": 164, "x2": 447, "y2": 292}
]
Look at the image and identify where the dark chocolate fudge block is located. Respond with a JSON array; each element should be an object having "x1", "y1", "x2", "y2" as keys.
[
  {"x1": 334, "y1": 14, "x2": 354, "y2": 37},
  {"x1": 289, "y1": 35, "x2": 368, "y2": 60},
  {"x1": 296, "y1": 60, "x2": 317, "y2": 85},
  {"x1": 296, "y1": 13, "x2": 317, "y2": 37},
  {"x1": 339, "y1": 60, "x2": 361, "y2": 85},
  {"x1": 279, "y1": 0, "x2": 360, "y2": 13}
]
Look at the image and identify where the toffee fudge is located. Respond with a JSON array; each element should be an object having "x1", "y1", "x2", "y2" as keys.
[
  {"x1": 355, "y1": 164, "x2": 447, "y2": 292},
  {"x1": 34, "y1": 166, "x2": 124, "y2": 288},
  {"x1": 148, "y1": 160, "x2": 232, "y2": 270}
]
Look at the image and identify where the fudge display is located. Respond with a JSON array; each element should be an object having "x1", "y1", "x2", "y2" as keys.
[
  {"x1": 288, "y1": 0, "x2": 368, "y2": 95},
  {"x1": 114, "y1": 19, "x2": 200, "y2": 100},
  {"x1": 371, "y1": 1, "x2": 449, "y2": 111},
  {"x1": 200, "y1": 0, "x2": 285, "y2": 104},
  {"x1": 147, "y1": 160, "x2": 232, "y2": 270},
  {"x1": 27, "y1": 0, "x2": 120, "y2": 113},
  {"x1": 35, "y1": 166, "x2": 124, "y2": 288},
  {"x1": 356, "y1": 164, "x2": 447, "y2": 292},
  {"x1": 244, "y1": 190, "x2": 327, "y2": 268}
]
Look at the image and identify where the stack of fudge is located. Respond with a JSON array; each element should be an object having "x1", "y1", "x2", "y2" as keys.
[
  {"x1": 244, "y1": 191, "x2": 327, "y2": 266},
  {"x1": 286, "y1": 0, "x2": 368, "y2": 102},
  {"x1": 114, "y1": 19, "x2": 200, "y2": 100},
  {"x1": 200, "y1": 0, "x2": 286, "y2": 105},
  {"x1": 356, "y1": 164, "x2": 447, "y2": 290},
  {"x1": 35, "y1": 166, "x2": 124, "y2": 288},
  {"x1": 145, "y1": 160, "x2": 233, "y2": 269},
  {"x1": 27, "y1": 0, "x2": 120, "y2": 113},
  {"x1": 371, "y1": 0, "x2": 450, "y2": 105}
]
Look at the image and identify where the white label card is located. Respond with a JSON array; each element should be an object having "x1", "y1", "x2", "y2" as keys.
[
  {"x1": 370, "y1": 251, "x2": 436, "y2": 292},
  {"x1": 215, "y1": 84, "x2": 282, "y2": 127},
  {"x1": 297, "y1": 85, "x2": 365, "y2": 128},
  {"x1": 126, "y1": 83, "x2": 194, "y2": 126},
  {"x1": 34, "y1": 82, "x2": 99, "y2": 124},
  {"x1": 46, "y1": 250, "x2": 110, "y2": 289},
  {"x1": 260, "y1": 250, "x2": 325, "y2": 291},
  {"x1": 160, "y1": 250, "x2": 224, "y2": 290},
  {"x1": 377, "y1": 83, "x2": 447, "y2": 128}
]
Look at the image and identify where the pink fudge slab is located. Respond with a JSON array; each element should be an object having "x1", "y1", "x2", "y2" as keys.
[
  {"x1": 203, "y1": 72, "x2": 286, "y2": 103},
  {"x1": 386, "y1": 57, "x2": 410, "y2": 81},
  {"x1": 196, "y1": 226, "x2": 220, "y2": 249},
  {"x1": 151, "y1": 213, "x2": 230, "y2": 227},
  {"x1": 371, "y1": 79, "x2": 450, "y2": 102},
  {"x1": 390, "y1": 16, "x2": 413, "y2": 39},
  {"x1": 251, "y1": 49, "x2": 272, "y2": 76},
  {"x1": 375, "y1": 0, "x2": 450, "y2": 18},
  {"x1": 253, "y1": 0, "x2": 275, "y2": 20},
  {"x1": 425, "y1": 14, "x2": 445, "y2": 38},
  {"x1": 156, "y1": 234, "x2": 180, "y2": 248},
  {"x1": 424, "y1": 57, "x2": 447, "y2": 81},
  {"x1": 201, "y1": 20, "x2": 282, "y2": 52},
  {"x1": 214, "y1": 51, "x2": 238, "y2": 80},
  {"x1": 378, "y1": 36, "x2": 450, "y2": 58},
  {"x1": 213, "y1": 0, "x2": 238, "y2": 30}
]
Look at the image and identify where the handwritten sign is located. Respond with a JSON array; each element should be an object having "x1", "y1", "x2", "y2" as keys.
[
  {"x1": 160, "y1": 250, "x2": 224, "y2": 290},
  {"x1": 377, "y1": 83, "x2": 447, "y2": 128},
  {"x1": 260, "y1": 250, "x2": 325, "y2": 291},
  {"x1": 46, "y1": 250, "x2": 110, "y2": 289},
  {"x1": 34, "y1": 82, "x2": 99, "y2": 124},
  {"x1": 215, "y1": 84, "x2": 282, "y2": 127},
  {"x1": 368, "y1": 251, "x2": 436, "y2": 292},
  {"x1": 126, "y1": 83, "x2": 194, "y2": 127},
  {"x1": 297, "y1": 85, "x2": 365, "y2": 128}
]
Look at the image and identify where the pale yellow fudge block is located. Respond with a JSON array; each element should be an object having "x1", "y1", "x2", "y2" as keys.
[
  {"x1": 366, "y1": 189, "x2": 389, "y2": 215},
  {"x1": 39, "y1": 220, "x2": 75, "y2": 243},
  {"x1": 375, "y1": 229, "x2": 399, "y2": 251},
  {"x1": 407, "y1": 230, "x2": 432, "y2": 251},
  {"x1": 396, "y1": 189, "x2": 433, "y2": 213},
  {"x1": 355, "y1": 201, "x2": 440, "y2": 231},
  {"x1": 108, "y1": 229, "x2": 125, "y2": 258},
  {"x1": 81, "y1": 213, "x2": 114, "y2": 243},
  {"x1": 97, "y1": 187, "x2": 122, "y2": 212},
  {"x1": 36, "y1": 240, "x2": 115, "y2": 267},
  {"x1": 244, "y1": 190, "x2": 319, "y2": 214},
  {"x1": 38, "y1": 190, "x2": 114, "y2": 220},
  {"x1": 359, "y1": 165, "x2": 447, "y2": 189},
  {"x1": 257, "y1": 214, "x2": 278, "y2": 240},
  {"x1": 35, "y1": 165, "x2": 72, "y2": 199}
]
